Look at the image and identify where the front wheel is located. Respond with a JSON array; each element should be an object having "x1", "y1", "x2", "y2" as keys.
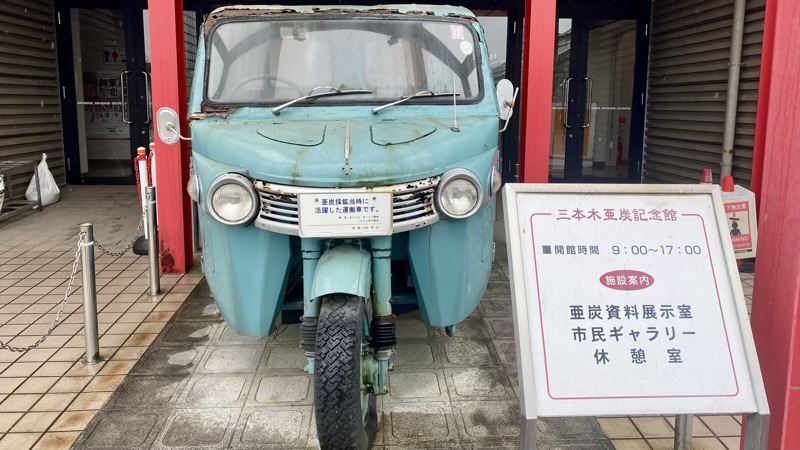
[{"x1": 315, "y1": 294, "x2": 377, "y2": 450}]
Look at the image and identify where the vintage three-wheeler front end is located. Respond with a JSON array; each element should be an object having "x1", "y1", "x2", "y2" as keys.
[{"x1": 187, "y1": 5, "x2": 507, "y2": 448}]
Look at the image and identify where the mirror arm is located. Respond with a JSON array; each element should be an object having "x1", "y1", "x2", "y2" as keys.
[{"x1": 499, "y1": 87, "x2": 520, "y2": 134}]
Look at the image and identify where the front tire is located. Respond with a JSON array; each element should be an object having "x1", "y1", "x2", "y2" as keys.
[{"x1": 315, "y1": 294, "x2": 377, "y2": 450}]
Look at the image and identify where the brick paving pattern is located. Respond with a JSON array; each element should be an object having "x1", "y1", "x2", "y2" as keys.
[
  {"x1": 0, "y1": 187, "x2": 201, "y2": 450},
  {"x1": 70, "y1": 276, "x2": 614, "y2": 450},
  {"x1": 0, "y1": 188, "x2": 752, "y2": 449},
  {"x1": 69, "y1": 273, "x2": 754, "y2": 449}
]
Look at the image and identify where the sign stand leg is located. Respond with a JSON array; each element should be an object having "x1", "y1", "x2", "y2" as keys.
[
  {"x1": 519, "y1": 417, "x2": 537, "y2": 450},
  {"x1": 673, "y1": 414, "x2": 693, "y2": 450},
  {"x1": 741, "y1": 413, "x2": 769, "y2": 450}
]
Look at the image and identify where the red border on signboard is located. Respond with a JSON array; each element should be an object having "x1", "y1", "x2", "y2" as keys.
[{"x1": 528, "y1": 212, "x2": 741, "y2": 400}]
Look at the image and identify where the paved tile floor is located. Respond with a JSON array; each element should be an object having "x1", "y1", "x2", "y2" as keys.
[
  {"x1": 0, "y1": 186, "x2": 202, "y2": 450},
  {"x1": 0, "y1": 188, "x2": 753, "y2": 450},
  {"x1": 69, "y1": 225, "x2": 753, "y2": 450}
]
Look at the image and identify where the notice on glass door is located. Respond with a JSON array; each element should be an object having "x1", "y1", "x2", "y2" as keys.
[
  {"x1": 102, "y1": 46, "x2": 126, "y2": 65},
  {"x1": 84, "y1": 72, "x2": 127, "y2": 139},
  {"x1": 503, "y1": 185, "x2": 765, "y2": 418}
]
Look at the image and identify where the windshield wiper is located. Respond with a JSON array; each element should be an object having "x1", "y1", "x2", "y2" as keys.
[
  {"x1": 372, "y1": 91, "x2": 459, "y2": 115},
  {"x1": 272, "y1": 86, "x2": 372, "y2": 116}
]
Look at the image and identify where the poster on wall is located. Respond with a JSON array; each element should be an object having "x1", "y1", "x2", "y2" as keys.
[
  {"x1": 722, "y1": 185, "x2": 758, "y2": 260},
  {"x1": 102, "y1": 47, "x2": 126, "y2": 65},
  {"x1": 82, "y1": 71, "x2": 128, "y2": 139}
]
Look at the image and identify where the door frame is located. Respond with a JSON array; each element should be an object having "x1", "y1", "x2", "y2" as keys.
[
  {"x1": 56, "y1": 0, "x2": 150, "y2": 185},
  {"x1": 554, "y1": 0, "x2": 650, "y2": 183}
]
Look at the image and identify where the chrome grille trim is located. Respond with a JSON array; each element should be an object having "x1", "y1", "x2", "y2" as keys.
[{"x1": 253, "y1": 177, "x2": 441, "y2": 236}]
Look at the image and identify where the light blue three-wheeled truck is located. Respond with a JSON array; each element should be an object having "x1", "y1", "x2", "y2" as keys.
[{"x1": 187, "y1": 5, "x2": 514, "y2": 448}]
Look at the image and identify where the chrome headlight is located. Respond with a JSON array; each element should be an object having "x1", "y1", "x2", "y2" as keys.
[
  {"x1": 436, "y1": 169, "x2": 481, "y2": 219},
  {"x1": 187, "y1": 172, "x2": 200, "y2": 203},
  {"x1": 207, "y1": 173, "x2": 258, "y2": 225}
]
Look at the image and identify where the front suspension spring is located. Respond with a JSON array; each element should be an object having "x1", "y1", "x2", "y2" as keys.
[{"x1": 369, "y1": 317, "x2": 396, "y2": 351}]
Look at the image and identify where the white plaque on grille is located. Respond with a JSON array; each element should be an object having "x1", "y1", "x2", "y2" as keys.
[{"x1": 298, "y1": 192, "x2": 392, "y2": 237}]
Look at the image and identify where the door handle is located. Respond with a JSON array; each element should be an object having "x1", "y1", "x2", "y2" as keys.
[
  {"x1": 562, "y1": 77, "x2": 573, "y2": 128},
  {"x1": 141, "y1": 71, "x2": 152, "y2": 125},
  {"x1": 119, "y1": 71, "x2": 132, "y2": 124},
  {"x1": 582, "y1": 77, "x2": 593, "y2": 128}
]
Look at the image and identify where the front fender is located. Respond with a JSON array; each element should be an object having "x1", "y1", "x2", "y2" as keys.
[{"x1": 312, "y1": 244, "x2": 372, "y2": 299}]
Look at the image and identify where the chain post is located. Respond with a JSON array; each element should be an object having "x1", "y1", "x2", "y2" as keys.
[
  {"x1": 146, "y1": 187, "x2": 161, "y2": 296},
  {"x1": 0, "y1": 231, "x2": 84, "y2": 353},
  {"x1": 80, "y1": 223, "x2": 102, "y2": 365},
  {"x1": 94, "y1": 213, "x2": 145, "y2": 257},
  {"x1": 1, "y1": 215, "x2": 144, "y2": 355}
]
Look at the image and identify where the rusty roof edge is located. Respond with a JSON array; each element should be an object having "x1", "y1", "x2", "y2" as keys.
[{"x1": 208, "y1": 4, "x2": 477, "y2": 18}]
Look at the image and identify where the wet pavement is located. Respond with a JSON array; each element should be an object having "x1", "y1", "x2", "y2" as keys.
[
  {"x1": 0, "y1": 188, "x2": 750, "y2": 450},
  {"x1": 70, "y1": 272, "x2": 617, "y2": 450},
  {"x1": 0, "y1": 186, "x2": 203, "y2": 450}
]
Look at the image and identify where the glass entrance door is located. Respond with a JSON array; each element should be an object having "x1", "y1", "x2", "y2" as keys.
[
  {"x1": 59, "y1": 7, "x2": 151, "y2": 184},
  {"x1": 550, "y1": 18, "x2": 573, "y2": 179},
  {"x1": 550, "y1": 1, "x2": 649, "y2": 182}
]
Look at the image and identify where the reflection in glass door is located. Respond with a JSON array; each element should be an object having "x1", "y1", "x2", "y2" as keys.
[
  {"x1": 143, "y1": 10, "x2": 154, "y2": 144},
  {"x1": 584, "y1": 20, "x2": 637, "y2": 178},
  {"x1": 59, "y1": 5, "x2": 199, "y2": 184},
  {"x1": 550, "y1": 19, "x2": 572, "y2": 179},
  {"x1": 59, "y1": 6, "x2": 151, "y2": 184},
  {"x1": 549, "y1": 3, "x2": 648, "y2": 183},
  {"x1": 71, "y1": 9, "x2": 133, "y2": 179}
]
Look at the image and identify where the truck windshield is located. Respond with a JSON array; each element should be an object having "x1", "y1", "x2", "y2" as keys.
[{"x1": 206, "y1": 17, "x2": 481, "y2": 105}]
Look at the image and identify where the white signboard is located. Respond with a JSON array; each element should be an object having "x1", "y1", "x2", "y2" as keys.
[
  {"x1": 298, "y1": 192, "x2": 392, "y2": 238},
  {"x1": 503, "y1": 184, "x2": 768, "y2": 418}
]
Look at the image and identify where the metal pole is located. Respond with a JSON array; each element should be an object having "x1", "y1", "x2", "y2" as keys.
[
  {"x1": 33, "y1": 160, "x2": 42, "y2": 211},
  {"x1": 146, "y1": 187, "x2": 160, "y2": 296},
  {"x1": 519, "y1": 417, "x2": 537, "y2": 450},
  {"x1": 720, "y1": 0, "x2": 746, "y2": 178},
  {"x1": 742, "y1": 413, "x2": 770, "y2": 450},
  {"x1": 673, "y1": 414, "x2": 693, "y2": 450},
  {"x1": 80, "y1": 223, "x2": 101, "y2": 365}
]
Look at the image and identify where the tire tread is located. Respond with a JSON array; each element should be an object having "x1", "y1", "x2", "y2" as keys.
[{"x1": 315, "y1": 294, "x2": 374, "y2": 450}]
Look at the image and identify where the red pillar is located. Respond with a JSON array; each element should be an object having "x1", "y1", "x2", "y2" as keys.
[
  {"x1": 148, "y1": 0, "x2": 193, "y2": 274},
  {"x1": 749, "y1": 0, "x2": 777, "y2": 207},
  {"x1": 519, "y1": 0, "x2": 556, "y2": 183},
  {"x1": 746, "y1": 0, "x2": 800, "y2": 448}
]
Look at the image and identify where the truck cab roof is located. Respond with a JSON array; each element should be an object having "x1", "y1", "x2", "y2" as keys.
[{"x1": 207, "y1": 4, "x2": 477, "y2": 20}]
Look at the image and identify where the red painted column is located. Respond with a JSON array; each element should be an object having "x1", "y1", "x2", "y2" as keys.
[
  {"x1": 749, "y1": 0, "x2": 777, "y2": 207},
  {"x1": 746, "y1": 0, "x2": 800, "y2": 448},
  {"x1": 148, "y1": 0, "x2": 193, "y2": 273},
  {"x1": 519, "y1": 0, "x2": 556, "y2": 183}
]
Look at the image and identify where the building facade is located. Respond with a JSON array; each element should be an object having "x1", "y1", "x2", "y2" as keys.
[{"x1": 0, "y1": 0, "x2": 766, "y2": 193}]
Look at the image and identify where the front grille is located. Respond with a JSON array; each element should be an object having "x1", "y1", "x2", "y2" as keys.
[{"x1": 253, "y1": 177, "x2": 440, "y2": 236}]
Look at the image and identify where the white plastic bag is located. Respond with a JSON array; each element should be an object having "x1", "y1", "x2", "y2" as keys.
[{"x1": 25, "y1": 153, "x2": 60, "y2": 206}]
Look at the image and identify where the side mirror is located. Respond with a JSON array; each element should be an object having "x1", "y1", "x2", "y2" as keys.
[
  {"x1": 157, "y1": 107, "x2": 192, "y2": 144},
  {"x1": 496, "y1": 79, "x2": 519, "y2": 134}
]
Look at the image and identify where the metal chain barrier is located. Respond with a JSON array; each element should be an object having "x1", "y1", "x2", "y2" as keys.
[
  {"x1": 94, "y1": 213, "x2": 145, "y2": 257},
  {"x1": 0, "y1": 232, "x2": 85, "y2": 353},
  {"x1": 1, "y1": 204, "x2": 154, "y2": 355}
]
